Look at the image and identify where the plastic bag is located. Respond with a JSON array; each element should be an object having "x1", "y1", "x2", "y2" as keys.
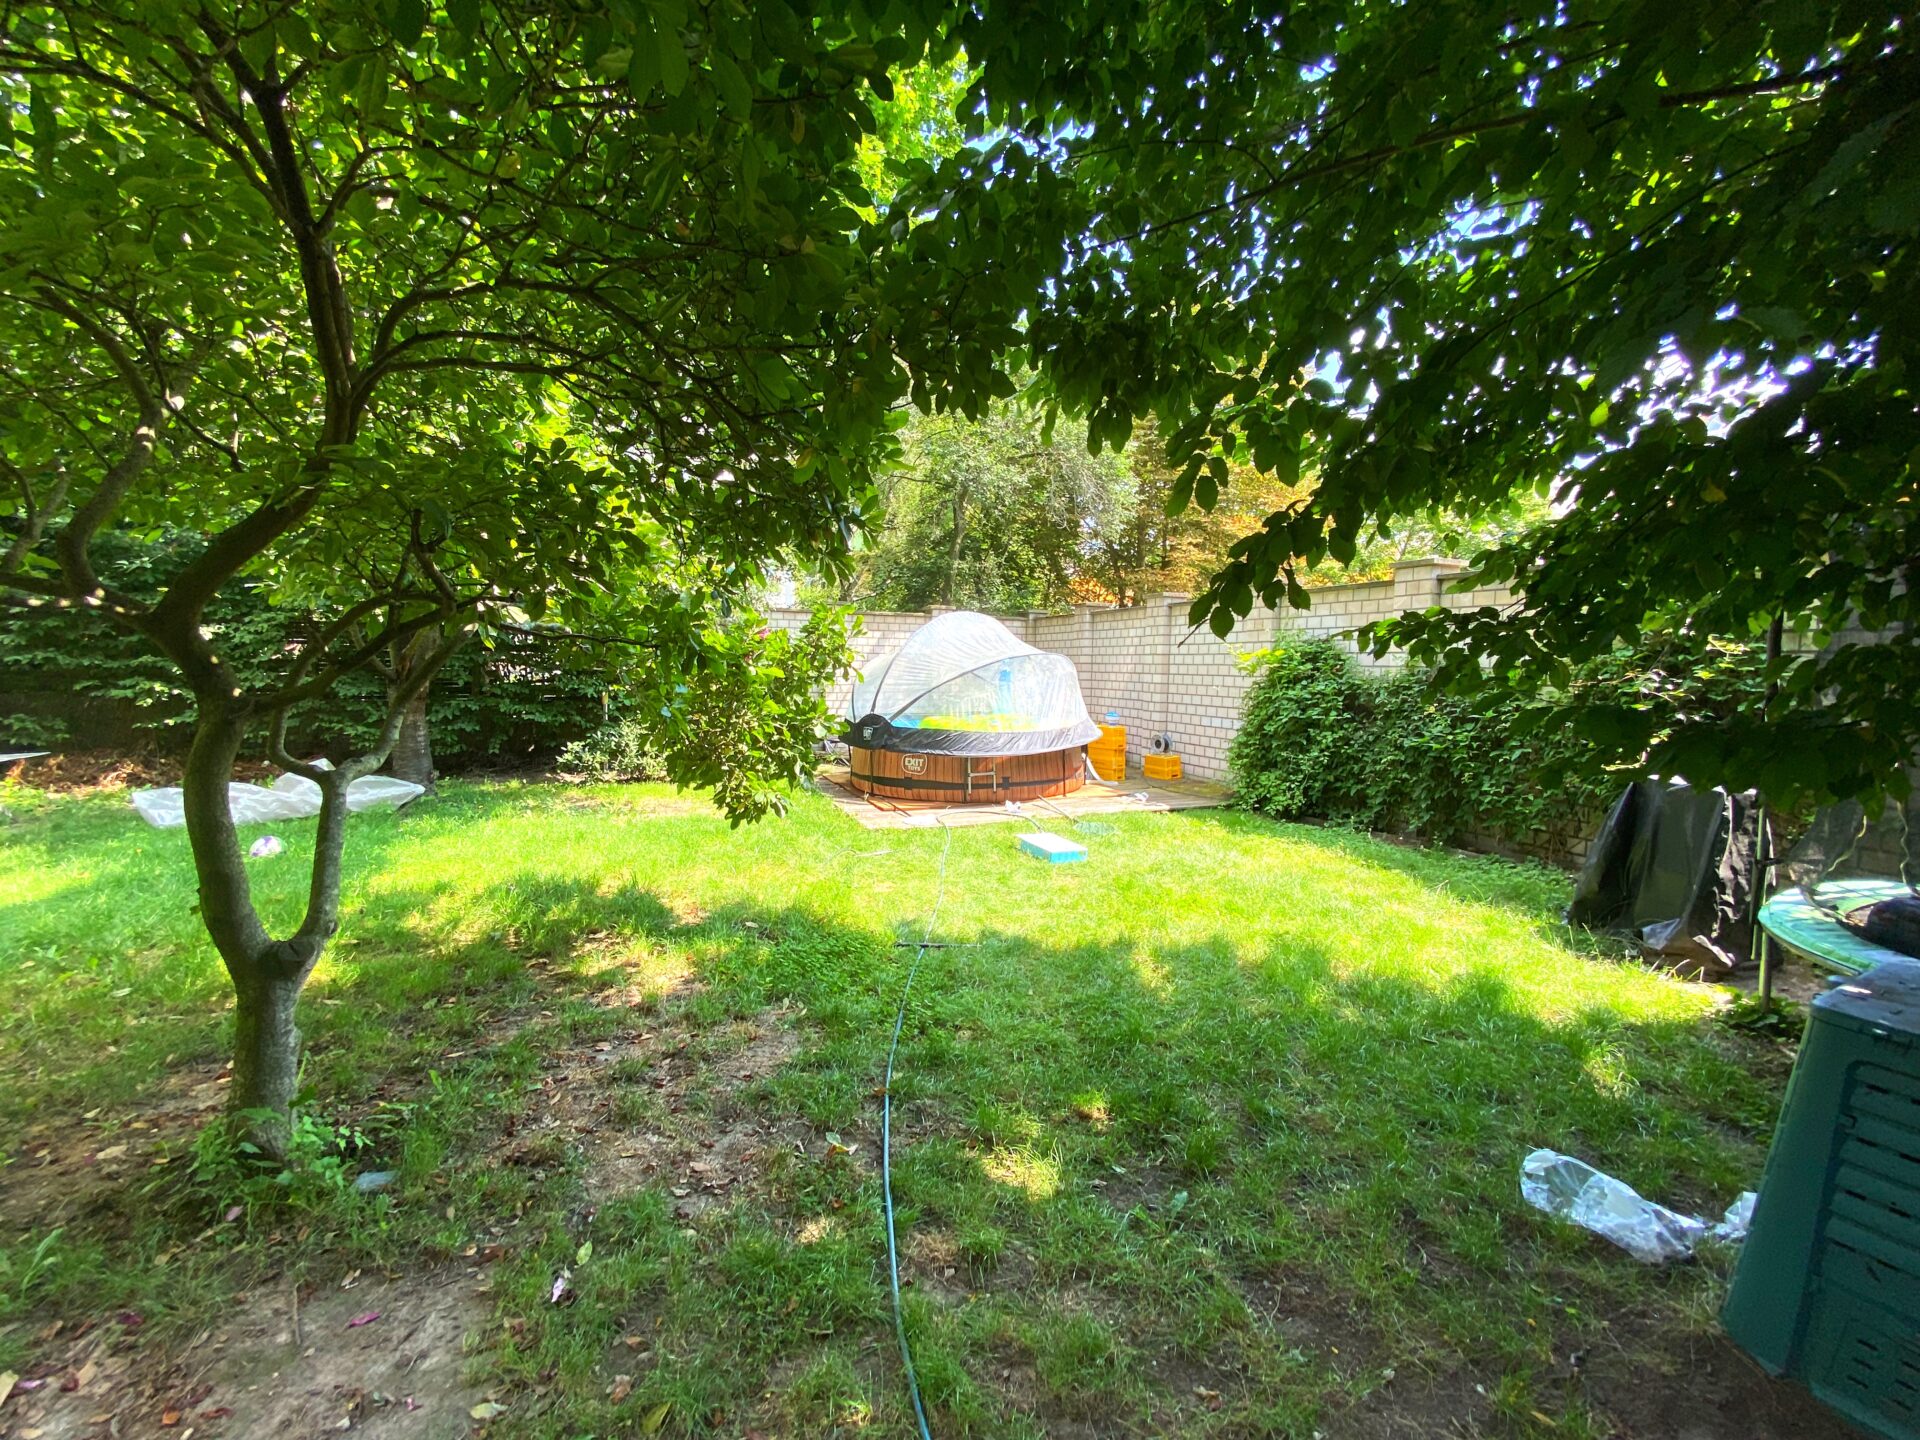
[
  {"x1": 130, "y1": 782, "x2": 321, "y2": 829},
  {"x1": 130, "y1": 764, "x2": 424, "y2": 830},
  {"x1": 1520, "y1": 1149, "x2": 1756, "y2": 1263},
  {"x1": 248, "y1": 835, "x2": 285, "y2": 858}
]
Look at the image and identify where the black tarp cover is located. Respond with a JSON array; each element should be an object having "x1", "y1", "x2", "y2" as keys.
[{"x1": 1567, "y1": 780, "x2": 1762, "y2": 972}]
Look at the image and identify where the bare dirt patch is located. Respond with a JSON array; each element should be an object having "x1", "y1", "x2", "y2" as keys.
[
  {"x1": 1566, "y1": 1325, "x2": 1858, "y2": 1440},
  {"x1": 3, "y1": 751, "x2": 275, "y2": 796},
  {"x1": 1223, "y1": 1265, "x2": 1863, "y2": 1440},
  {"x1": 3, "y1": 1267, "x2": 486, "y2": 1440},
  {"x1": 487, "y1": 1002, "x2": 811, "y2": 1220},
  {"x1": 2, "y1": 1061, "x2": 229, "y2": 1237}
]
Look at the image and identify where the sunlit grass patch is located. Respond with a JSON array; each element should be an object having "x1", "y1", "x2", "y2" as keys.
[{"x1": 0, "y1": 777, "x2": 1808, "y2": 1438}]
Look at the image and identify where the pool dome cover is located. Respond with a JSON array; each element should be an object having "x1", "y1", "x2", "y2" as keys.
[{"x1": 844, "y1": 611, "x2": 1103, "y2": 756}]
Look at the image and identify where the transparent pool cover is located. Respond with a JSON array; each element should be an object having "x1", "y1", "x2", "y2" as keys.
[{"x1": 845, "y1": 611, "x2": 1102, "y2": 755}]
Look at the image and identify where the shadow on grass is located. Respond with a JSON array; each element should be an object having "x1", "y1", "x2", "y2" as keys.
[
  {"x1": 0, "y1": 786, "x2": 1829, "y2": 1438},
  {"x1": 294, "y1": 874, "x2": 1794, "y2": 1434}
]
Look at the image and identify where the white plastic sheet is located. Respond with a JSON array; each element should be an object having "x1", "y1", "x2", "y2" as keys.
[
  {"x1": 1520, "y1": 1148, "x2": 1757, "y2": 1263},
  {"x1": 130, "y1": 761, "x2": 423, "y2": 830}
]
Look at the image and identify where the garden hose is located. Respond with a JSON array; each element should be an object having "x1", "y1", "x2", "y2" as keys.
[{"x1": 881, "y1": 821, "x2": 954, "y2": 1440}]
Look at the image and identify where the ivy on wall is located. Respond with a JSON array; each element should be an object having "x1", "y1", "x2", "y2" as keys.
[{"x1": 1229, "y1": 639, "x2": 1773, "y2": 860}]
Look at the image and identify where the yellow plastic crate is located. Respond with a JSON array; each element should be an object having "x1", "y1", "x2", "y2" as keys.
[
  {"x1": 1142, "y1": 753, "x2": 1182, "y2": 781},
  {"x1": 1088, "y1": 746, "x2": 1126, "y2": 781},
  {"x1": 1096, "y1": 723, "x2": 1126, "y2": 749}
]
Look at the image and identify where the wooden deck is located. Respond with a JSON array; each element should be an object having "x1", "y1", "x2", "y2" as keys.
[{"x1": 814, "y1": 762, "x2": 1229, "y2": 830}]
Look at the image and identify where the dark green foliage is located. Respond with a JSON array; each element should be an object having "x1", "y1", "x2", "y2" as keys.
[
  {"x1": 891, "y1": 0, "x2": 1916, "y2": 803},
  {"x1": 0, "y1": 529, "x2": 616, "y2": 768},
  {"x1": 0, "y1": 530, "x2": 303, "y2": 746},
  {"x1": 1231, "y1": 639, "x2": 1771, "y2": 856}
]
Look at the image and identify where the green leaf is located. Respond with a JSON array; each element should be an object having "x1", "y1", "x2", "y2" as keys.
[
  {"x1": 27, "y1": 83, "x2": 57, "y2": 179},
  {"x1": 657, "y1": 27, "x2": 690, "y2": 96},
  {"x1": 387, "y1": 0, "x2": 427, "y2": 48},
  {"x1": 446, "y1": 0, "x2": 482, "y2": 39},
  {"x1": 708, "y1": 52, "x2": 751, "y2": 119}
]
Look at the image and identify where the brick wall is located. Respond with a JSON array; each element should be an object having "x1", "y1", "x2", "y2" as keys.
[{"x1": 770, "y1": 558, "x2": 1508, "y2": 784}]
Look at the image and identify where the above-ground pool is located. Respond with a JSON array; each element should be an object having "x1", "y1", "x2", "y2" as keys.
[{"x1": 842, "y1": 611, "x2": 1102, "y2": 804}]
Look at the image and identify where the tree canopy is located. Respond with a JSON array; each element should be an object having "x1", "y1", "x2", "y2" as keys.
[
  {"x1": 891, "y1": 0, "x2": 1915, "y2": 802},
  {"x1": 0, "y1": 0, "x2": 940, "y2": 1146}
]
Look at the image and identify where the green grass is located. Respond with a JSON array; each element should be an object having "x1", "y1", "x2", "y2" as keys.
[{"x1": 0, "y1": 775, "x2": 1791, "y2": 1436}]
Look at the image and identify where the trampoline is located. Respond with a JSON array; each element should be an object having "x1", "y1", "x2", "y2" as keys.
[{"x1": 842, "y1": 611, "x2": 1102, "y2": 803}]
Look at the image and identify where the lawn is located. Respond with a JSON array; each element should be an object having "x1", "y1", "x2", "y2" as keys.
[{"x1": 0, "y1": 777, "x2": 1841, "y2": 1438}]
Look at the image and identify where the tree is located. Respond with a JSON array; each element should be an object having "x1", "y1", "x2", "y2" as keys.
[
  {"x1": 0, "y1": 0, "x2": 929, "y2": 1153},
  {"x1": 887, "y1": 0, "x2": 1916, "y2": 803},
  {"x1": 857, "y1": 401, "x2": 1132, "y2": 612},
  {"x1": 848, "y1": 408, "x2": 1540, "y2": 613}
]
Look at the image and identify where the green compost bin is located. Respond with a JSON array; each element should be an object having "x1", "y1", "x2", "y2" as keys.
[{"x1": 1723, "y1": 955, "x2": 1920, "y2": 1439}]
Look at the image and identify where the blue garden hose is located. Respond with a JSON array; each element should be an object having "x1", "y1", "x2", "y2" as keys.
[{"x1": 881, "y1": 822, "x2": 953, "y2": 1440}]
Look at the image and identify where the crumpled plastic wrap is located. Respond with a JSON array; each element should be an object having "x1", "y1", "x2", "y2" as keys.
[
  {"x1": 130, "y1": 760, "x2": 423, "y2": 830},
  {"x1": 1520, "y1": 1148, "x2": 1757, "y2": 1263}
]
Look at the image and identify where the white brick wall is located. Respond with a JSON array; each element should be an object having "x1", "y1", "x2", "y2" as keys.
[{"x1": 771, "y1": 560, "x2": 1509, "y2": 783}]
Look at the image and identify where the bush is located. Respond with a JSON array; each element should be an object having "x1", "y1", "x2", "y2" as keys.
[
  {"x1": 1228, "y1": 638, "x2": 1766, "y2": 858},
  {"x1": 0, "y1": 528, "x2": 621, "y2": 769},
  {"x1": 557, "y1": 719, "x2": 670, "y2": 781}
]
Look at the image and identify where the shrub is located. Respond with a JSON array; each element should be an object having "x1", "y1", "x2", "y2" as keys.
[
  {"x1": 557, "y1": 719, "x2": 670, "y2": 781},
  {"x1": 1223, "y1": 641, "x2": 1377, "y2": 821},
  {"x1": 1229, "y1": 638, "x2": 1768, "y2": 858},
  {"x1": 1, "y1": 528, "x2": 629, "y2": 769}
]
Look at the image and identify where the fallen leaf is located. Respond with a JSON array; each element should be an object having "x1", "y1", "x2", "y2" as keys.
[
  {"x1": 470, "y1": 1400, "x2": 508, "y2": 1420},
  {"x1": 610, "y1": 1375, "x2": 633, "y2": 1403},
  {"x1": 622, "y1": 1334, "x2": 645, "y2": 1350},
  {"x1": 0, "y1": 1372, "x2": 14, "y2": 1407},
  {"x1": 95, "y1": 1144, "x2": 129, "y2": 1161},
  {"x1": 641, "y1": 1400, "x2": 672, "y2": 1433},
  {"x1": 201, "y1": 1408, "x2": 234, "y2": 1420},
  {"x1": 224, "y1": 1206, "x2": 244, "y2": 1223},
  {"x1": 162, "y1": 1410, "x2": 183, "y2": 1426},
  {"x1": 346, "y1": 1312, "x2": 380, "y2": 1328}
]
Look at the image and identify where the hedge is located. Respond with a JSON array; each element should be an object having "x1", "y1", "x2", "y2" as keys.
[
  {"x1": 0, "y1": 529, "x2": 613, "y2": 768},
  {"x1": 1228, "y1": 638, "x2": 1768, "y2": 861}
]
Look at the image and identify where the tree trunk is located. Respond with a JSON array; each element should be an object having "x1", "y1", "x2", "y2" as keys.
[
  {"x1": 946, "y1": 484, "x2": 967, "y2": 605},
  {"x1": 385, "y1": 629, "x2": 438, "y2": 787},
  {"x1": 230, "y1": 970, "x2": 304, "y2": 1139},
  {"x1": 388, "y1": 683, "x2": 434, "y2": 787},
  {"x1": 180, "y1": 703, "x2": 346, "y2": 1159}
]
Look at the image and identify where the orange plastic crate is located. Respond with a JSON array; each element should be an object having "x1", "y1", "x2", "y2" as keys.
[{"x1": 1142, "y1": 753, "x2": 1182, "y2": 781}]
